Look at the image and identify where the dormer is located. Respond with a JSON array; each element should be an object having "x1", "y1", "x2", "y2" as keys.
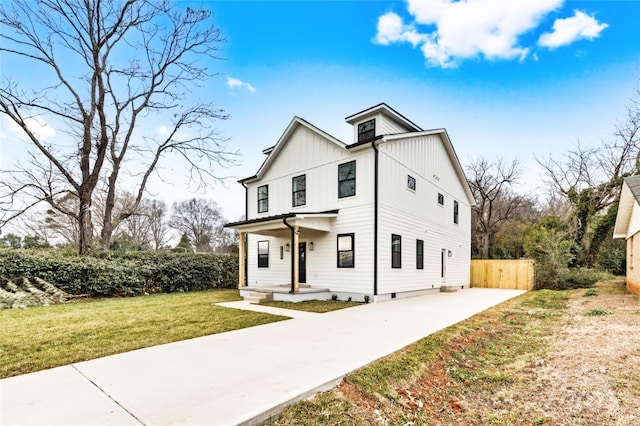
[{"x1": 345, "y1": 103, "x2": 423, "y2": 144}]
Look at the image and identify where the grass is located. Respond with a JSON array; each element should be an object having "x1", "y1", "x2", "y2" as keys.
[
  {"x1": 269, "y1": 289, "x2": 570, "y2": 425},
  {"x1": 583, "y1": 289, "x2": 599, "y2": 297},
  {"x1": 0, "y1": 289, "x2": 288, "y2": 378},
  {"x1": 585, "y1": 307, "x2": 613, "y2": 316},
  {"x1": 258, "y1": 299, "x2": 362, "y2": 313}
]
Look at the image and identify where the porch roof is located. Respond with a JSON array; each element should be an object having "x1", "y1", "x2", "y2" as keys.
[{"x1": 224, "y1": 210, "x2": 339, "y2": 235}]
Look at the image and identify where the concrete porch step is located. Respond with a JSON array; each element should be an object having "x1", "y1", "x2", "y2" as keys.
[
  {"x1": 243, "y1": 291, "x2": 273, "y2": 303},
  {"x1": 440, "y1": 285, "x2": 459, "y2": 293}
]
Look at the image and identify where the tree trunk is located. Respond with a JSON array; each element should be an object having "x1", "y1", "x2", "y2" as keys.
[{"x1": 78, "y1": 192, "x2": 93, "y2": 255}]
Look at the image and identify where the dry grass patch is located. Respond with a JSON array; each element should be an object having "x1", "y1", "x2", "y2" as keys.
[
  {"x1": 258, "y1": 299, "x2": 361, "y2": 313},
  {"x1": 0, "y1": 289, "x2": 288, "y2": 378}
]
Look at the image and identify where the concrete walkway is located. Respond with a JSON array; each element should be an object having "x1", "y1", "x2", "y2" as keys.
[{"x1": 1, "y1": 288, "x2": 526, "y2": 426}]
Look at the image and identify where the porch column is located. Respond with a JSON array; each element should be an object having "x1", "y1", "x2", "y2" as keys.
[
  {"x1": 238, "y1": 231, "x2": 246, "y2": 288},
  {"x1": 293, "y1": 225, "x2": 300, "y2": 292}
]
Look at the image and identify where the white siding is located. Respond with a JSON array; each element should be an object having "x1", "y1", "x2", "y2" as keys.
[
  {"x1": 376, "y1": 134, "x2": 471, "y2": 294},
  {"x1": 628, "y1": 202, "x2": 640, "y2": 238},
  {"x1": 351, "y1": 113, "x2": 413, "y2": 142},
  {"x1": 246, "y1": 126, "x2": 374, "y2": 219}
]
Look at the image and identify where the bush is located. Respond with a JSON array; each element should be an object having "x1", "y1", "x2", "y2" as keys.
[{"x1": 0, "y1": 249, "x2": 238, "y2": 297}]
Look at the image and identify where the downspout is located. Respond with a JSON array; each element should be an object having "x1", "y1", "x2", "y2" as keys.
[
  {"x1": 372, "y1": 140, "x2": 379, "y2": 296},
  {"x1": 283, "y1": 217, "x2": 295, "y2": 293},
  {"x1": 240, "y1": 182, "x2": 249, "y2": 287}
]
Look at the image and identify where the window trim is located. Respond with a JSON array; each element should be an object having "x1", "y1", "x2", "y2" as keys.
[
  {"x1": 338, "y1": 160, "x2": 356, "y2": 198},
  {"x1": 407, "y1": 175, "x2": 416, "y2": 192},
  {"x1": 292, "y1": 174, "x2": 306, "y2": 207},
  {"x1": 357, "y1": 118, "x2": 375, "y2": 142},
  {"x1": 454, "y1": 200, "x2": 459, "y2": 224},
  {"x1": 257, "y1": 240, "x2": 269, "y2": 268},
  {"x1": 257, "y1": 185, "x2": 269, "y2": 213},
  {"x1": 392, "y1": 234, "x2": 402, "y2": 269},
  {"x1": 337, "y1": 233, "x2": 355, "y2": 268},
  {"x1": 416, "y1": 239, "x2": 424, "y2": 270}
]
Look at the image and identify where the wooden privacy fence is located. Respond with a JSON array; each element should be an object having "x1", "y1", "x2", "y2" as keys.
[{"x1": 470, "y1": 259, "x2": 535, "y2": 290}]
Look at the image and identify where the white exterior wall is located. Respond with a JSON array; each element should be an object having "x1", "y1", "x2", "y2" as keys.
[
  {"x1": 244, "y1": 126, "x2": 377, "y2": 294},
  {"x1": 627, "y1": 202, "x2": 640, "y2": 238},
  {"x1": 351, "y1": 113, "x2": 412, "y2": 141},
  {"x1": 376, "y1": 134, "x2": 471, "y2": 295}
]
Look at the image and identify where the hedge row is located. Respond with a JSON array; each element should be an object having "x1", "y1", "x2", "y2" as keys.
[{"x1": 0, "y1": 249, "x2": 238, "y2": 297}]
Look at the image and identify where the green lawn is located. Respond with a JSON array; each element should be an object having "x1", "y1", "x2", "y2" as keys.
[
  {"x1": 0, "y1": 289, "x2": 288, "y2": 378},
  {"x1": 258, "y1": 299, "x2": 362, "y2": 313}
]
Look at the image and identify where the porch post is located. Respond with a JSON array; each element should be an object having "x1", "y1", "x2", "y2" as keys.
[
  {"x1": 238, "y1": 231, "x2": 246, "y2": 288},
  {"x1": 293, "y1": 225, "x2": 300, "y2": 293}
]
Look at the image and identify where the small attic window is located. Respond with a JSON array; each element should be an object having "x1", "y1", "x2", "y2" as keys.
[{"x1": 358, "y1": 119, "x2": 375, "y2": 142}]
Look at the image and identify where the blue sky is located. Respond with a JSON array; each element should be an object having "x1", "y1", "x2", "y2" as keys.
[
  {"x1": 203, "y1": 0, "x2": 640, "y2": 220},
  {"x1": 2, "y1": 0, "x2": 640, "y2": 226}
]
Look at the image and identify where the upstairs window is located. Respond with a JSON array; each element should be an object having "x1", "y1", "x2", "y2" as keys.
[
  {"x1": 358, "y1": 119, "x2": 375, "y2": 142},
  {"x1": 258, "y1": 241, "x2": 269, "y2": 268},
  {"x1": 454, "y1": 200, "x2": 459, "y2": 224},
  {"x1": 292, "y1": 175, "x2": 306, "y2": 207},
  {"x1": 257, "y1": 185, "x2": 269, "y2": 213},
  {"x1": 392, "y1": 234, "x2": 401, "y2": 268},
  {"x1": 338, "y1": 161, "x2": 356, "y2": 198},
  {"x1": 416, "y1": 239, "x2": 424, "y2": 269},
  {"x1": 337, "y1": 233, "x2": 354, "y2": 268},
  {"x1": 407, "y1": 175, "x2": 416, "y2": 191},
  {"x1": 437, "y1": 193, "x2": 444, "y2": 206}
]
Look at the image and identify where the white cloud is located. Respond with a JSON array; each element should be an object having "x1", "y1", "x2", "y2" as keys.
[
  {"x1": 8, "y1": 116, "x2": 56, "y2": 140},
  {"x1": 374, "y1": 0, "x2": 605, "y2": 67},
  {"x1": 539, "y1": 10, "x2": 608, "y2": 49},
  {"x1": 226, "y1": 76, "x2": 256, "y2": 93}
]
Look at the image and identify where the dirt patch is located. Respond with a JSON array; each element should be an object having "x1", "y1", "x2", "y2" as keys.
[{"x1": 272, "y1": 281, "x2": 640, "y2": 425}]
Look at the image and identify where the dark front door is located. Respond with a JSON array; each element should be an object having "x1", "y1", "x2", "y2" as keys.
[{"x1": 298, "y1": 242, "x2": 307, "y2": 284}]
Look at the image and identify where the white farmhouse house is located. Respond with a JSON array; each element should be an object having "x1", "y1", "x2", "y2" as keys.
[{"x1": 225, "y1": 103, "x2": 475, "y2": 302}]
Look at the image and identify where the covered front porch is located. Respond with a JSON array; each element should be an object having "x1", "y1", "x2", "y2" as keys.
[{"x1": 225, "y1": 210, "x2": 338, "y2": 299}]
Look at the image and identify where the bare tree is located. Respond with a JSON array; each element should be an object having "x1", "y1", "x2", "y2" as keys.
[
  {"x1": 467, "y1": 157, "x2": 536, "y2": 259},
  {"x1": 148, "y1": 199, "x2": 170, "y2": 251},
  {"x1": 536, "y1": 86, "x2": 640, "y2": 266},
  {"x1": 169, "y1": 198, "x2": 225, "y2": 253},
  {"x1": 0, "y1": 0, "x2": 236, "y2": 254}
]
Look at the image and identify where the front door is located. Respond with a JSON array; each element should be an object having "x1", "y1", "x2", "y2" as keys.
[
  {"x1": 298, "y1": 242, "x2": 307, "y2": 284},
  {"x1": 441, "y1": 249, "x2": 447, "y2": 283}
]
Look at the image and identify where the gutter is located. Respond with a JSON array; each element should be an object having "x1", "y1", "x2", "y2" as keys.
[
  {"x1": 372, "y1": 139, "x2": 379, "y2": 296},
  {"x1": 283, "y1": 217, "x2": 296, "y2": 293}
]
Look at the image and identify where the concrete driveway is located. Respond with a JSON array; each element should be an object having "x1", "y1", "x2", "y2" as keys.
[{"x1": 0, "y1": 288, "x2": 525, "y2": 426}]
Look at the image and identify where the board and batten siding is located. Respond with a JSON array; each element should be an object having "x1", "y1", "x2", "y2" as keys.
[
  {"x1": 246, "y1": 126, "x2": 374, "y2": 218},
  {"x1": 376, "y1": 134, "x2": 471, "y2": 294},
  {"x1": 246, "y1": 204, "x2": 375, "y2": 293},
  {"x1": 351, "y1": 113, "x2": 413, "y2": 142}
]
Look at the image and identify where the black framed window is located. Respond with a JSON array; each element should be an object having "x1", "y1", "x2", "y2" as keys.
[
  {"x1": 438, "y1": 193, "x2": 444, "y2": 205},
  {"x1": 338, "y1": 161, "x2": 356, "y2": 198},
  {"x1": 292, "y1": 174, "x2": 306, "y2": 207},
  {"x1": 416, "y1": 239, "x2": 424, "y2": 269},
  {"x1": 337, "y1": 233, "x2": 354, "y2": 268},
  {"x1": 257, "y1": 185, "x2": 268, "y2": 213},
  {"x1": 358, "y1": 119, "x2": 375, "y2": 142},
  {"x1": 407, "y1": 175, "x2": 416, "y2": 191},
  {"x1": 392, "y1": 234, "x2": 401, "y2": 268},
  {"x1": 258, "y1": 240, "x2": 269, "y2": 268},
  {"x1": 454, "y1": 200, "x2": 459, "y2": 224}
]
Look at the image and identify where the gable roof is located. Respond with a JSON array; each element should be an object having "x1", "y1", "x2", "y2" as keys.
[
  {"x1": 384, "y1": 129, "x2": 475, "y2": 206},
  {"x1": 613, "y1": 175, "x2": 640, "y2": 238},
  {"x1": 345, "y1": 103, "x2": 422, "y2": 133},
  {"x1": 239, "y1": 116, "x2": 346, "y2": 184}
]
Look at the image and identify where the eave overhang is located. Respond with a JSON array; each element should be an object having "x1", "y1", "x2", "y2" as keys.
[{"x1": 225, "y1": 210, "x2": 339, "y2": 236}]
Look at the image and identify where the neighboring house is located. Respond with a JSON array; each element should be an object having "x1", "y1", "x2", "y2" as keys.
[
  {"x1": 225, "y1": 103, "x2": 475, "y2": 302},
  {"x1": 613, "y1": 175, "x2": 640, "y2": 296}
]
